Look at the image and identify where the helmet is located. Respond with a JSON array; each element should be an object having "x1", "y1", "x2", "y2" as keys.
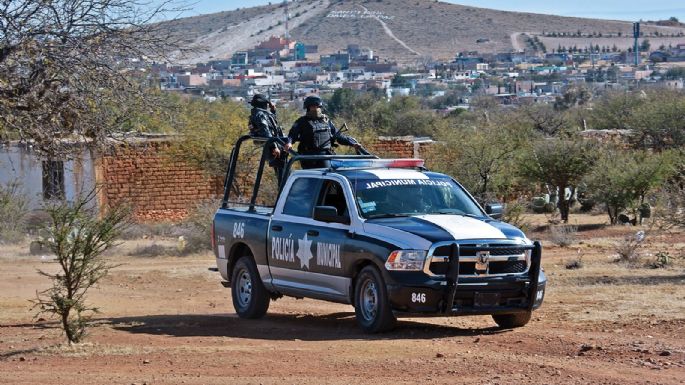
[
  {"x1": 303, "y1": 95, "x2": 323, "y2": 109},
  {"x1": 250, "y1": 94, "x2": 269, "y2": 108}
]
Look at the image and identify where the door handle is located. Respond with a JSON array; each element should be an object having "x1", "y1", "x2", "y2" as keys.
[
  {"x1": 307, "y1": 230, "x2": 319, "y2": 236},
  {"x1": 271, "y1": 225, "x2": 283, "y2": 232}
]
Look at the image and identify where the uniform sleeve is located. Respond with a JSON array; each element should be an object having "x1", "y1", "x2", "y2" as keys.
[
  {"x1": 330, "y1": 121, "x2": 358, "y2": 146},
  {"x1": 287, "y1": 120, "x2": 301, "y2": 144}
]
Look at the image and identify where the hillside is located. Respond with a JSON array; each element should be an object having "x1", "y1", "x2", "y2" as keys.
[{"x1": 166, "y1": 0, "x2": 685, "y2": 64}]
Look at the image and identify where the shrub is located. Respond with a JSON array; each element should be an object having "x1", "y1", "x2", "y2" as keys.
[
  {"x1": 127, "y1": 243, "x2": 176, "y2": 258},
  {"x1": 648, "y1": 251, "x2": 672, "y2": 269},
  {"x1": 179, "y1": 200, "x2": 217, "y2": 255},
  {"x1": 502, "y1": 200, "x2": 530, "y2": 233},
  {"x1": 615, "y1": 230, "x2": 646, "y2": 264},
  {"x1": 0, "y1": 181, "x2": 29, "y2": 244},
  {"x1": 565, "y1": 256, "x2": 584, "y2": 269},
  {"x1": 33, "y1": 191, "x2": 130, "y2": 343},
  {"x1": 550, "y1": 224, "x2": 577, "y2": 247}
]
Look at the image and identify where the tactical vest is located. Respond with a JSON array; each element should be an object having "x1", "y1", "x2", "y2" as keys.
[{"x1": 298, "y1": 118, "x2": 332, "y2": 153}]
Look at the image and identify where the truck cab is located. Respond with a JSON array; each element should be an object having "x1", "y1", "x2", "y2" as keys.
[{"x1": 213, "y1": 137, "x2": 546, "y2": 333}]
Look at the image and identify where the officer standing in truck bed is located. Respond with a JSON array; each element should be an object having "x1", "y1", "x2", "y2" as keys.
[
  {"x1": 248, "y1": 94, "x2": 286, "y2": 184},
  {"x1": 284, "y1": 95, "x2": 361, "y2": 169}
]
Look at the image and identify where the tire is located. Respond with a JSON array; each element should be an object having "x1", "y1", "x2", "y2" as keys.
[
  {"x1": 492, "y1": 312, "x2": 532, "y2": 328},
  {"x1": 231, "y1": 256, "x2": 270, "y2": 319},
  {"x1": 354, "y1": 265, "x2": 396, "y2": 333}
]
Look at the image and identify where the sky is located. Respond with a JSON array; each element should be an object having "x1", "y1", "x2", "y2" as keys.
[{"x1": 175, "y1": 0, "x2": 685, "y2": 22}]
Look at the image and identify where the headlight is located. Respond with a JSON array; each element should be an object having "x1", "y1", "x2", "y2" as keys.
[{"x1": 385, "y1": 250, "x2": 427, "y2": 271}]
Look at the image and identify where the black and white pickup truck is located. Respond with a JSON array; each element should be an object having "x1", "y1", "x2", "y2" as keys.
[{"x1": 212, "y1": 136, "x2": 546, "y2": 333}]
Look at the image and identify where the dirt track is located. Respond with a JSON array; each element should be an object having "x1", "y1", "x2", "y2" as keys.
[{"x1": 1, "y1": 215, "x2": 684, "y2": 385}]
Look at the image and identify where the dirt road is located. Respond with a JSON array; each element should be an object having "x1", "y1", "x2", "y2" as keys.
[{"x1": 1, "y1": 215, "x2": 684, "y2": 384}]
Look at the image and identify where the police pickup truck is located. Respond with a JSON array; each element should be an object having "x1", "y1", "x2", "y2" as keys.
[{"x1": 213, "y1": 136, "x2": 546, "y2": 333}]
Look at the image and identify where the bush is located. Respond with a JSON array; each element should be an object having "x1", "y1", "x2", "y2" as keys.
[
  {"x1": 179, "y1": 200, "x2": 217, "y2": 255},
  {"x1": 127, "y1": 243, "x2": 177, "y2": 258},
  {"x1": 502, "y1": 200, "x2": 530, "y2": 232},
  {"x1": 615, "y1": 231, "x2": 646, "y2": 264},
  {"x1": 549, "y1": 224, "x2": 577, "y2": 247},
  {"x1": 648, "y1": 251, "x2": 673, "y2": 269},
  {"x1": 565, "y1": 256, "x2": 584, "y2": 269},
  {"x1": 0, "y1": 181, "x2": 30, "y2": 244},
  {"x1": 34, "y1": 191, "x2": 130, "y2": 343}
]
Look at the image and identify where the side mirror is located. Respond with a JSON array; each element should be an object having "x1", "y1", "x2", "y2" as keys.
[
  {"x1": 313, "y1": 206, "x2": 349, "y2": 224},
  {"x1": 485, "y1": 202, "x2": 504, "y2": 220}
]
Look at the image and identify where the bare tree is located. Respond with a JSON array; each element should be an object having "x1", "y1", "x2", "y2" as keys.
[{"x1": 0, "y1": 0, "x2": 189, "y2": 157}]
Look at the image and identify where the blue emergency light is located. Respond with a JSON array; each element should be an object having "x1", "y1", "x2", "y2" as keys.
[{"x1": 329, "y1": 158, "x2": 425, "y2": 169}]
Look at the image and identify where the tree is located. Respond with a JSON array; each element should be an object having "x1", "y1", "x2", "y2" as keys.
[
  {"x1": 589, "y1": 91, "x2": 643, "y2": 130},
  {"x1": 554, "y1": 85, "x2": 591, "y2": 111},
  {"x1": 34, "y1": 190, "x2": 130, "y2": 343},
  {"x1": 327, "y1": 88, "x2": 357, "y2": 118},
  {"x1": 167, "y1": 98, "x2": 252, "y2": 176},
  {"x1": 520, "y1": 104, "x2": 570, "y2": 136},
  {"x1": 586, "y1": 150, "x2": 674, "y2": 224},
  {"x1": 640, "y1": 39, "x2": 651, "y2": 52},
  {"x1": 0, "y1": 1, "x2": 186, "y2": 157},
  {"x1": 431, "y1": 113, "x2": 530, "y2": 202},
  {"x1": 519, "y1": 138, "x2": 597, "y2": 222},
  {"x1": 628, "y1": 91, "x2": 685, "y2": 151}
]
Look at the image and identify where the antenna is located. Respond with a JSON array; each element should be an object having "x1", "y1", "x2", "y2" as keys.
[
  {"x1": 284, "y1": 0, "x2": 289, "y2": 43},
  {"x1": 633, "y1": 22, "x2": 640, "y2": 66}
]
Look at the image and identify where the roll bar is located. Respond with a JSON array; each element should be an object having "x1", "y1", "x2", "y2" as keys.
[{"x1": 221, "y1": 135, "x2": 376, "y2": 211}]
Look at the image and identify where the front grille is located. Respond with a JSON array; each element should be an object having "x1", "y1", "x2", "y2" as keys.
[
  {"x1": 490, "y1": 260, "x2": 527, "y2": 274},
  {"x1": 425, "y1": 241, "x2": 531, "y2": 277},
  {"x1": 433, "y1": 245, "x2": 529, "y2": 257}
]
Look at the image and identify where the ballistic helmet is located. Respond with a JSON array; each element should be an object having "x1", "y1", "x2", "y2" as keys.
[
  {"x1": 250, "y1": 94, "x2": 269, "y2": 108},
  {"x1": 303, "y1": 95, "x2": 323, "y2": 109}
]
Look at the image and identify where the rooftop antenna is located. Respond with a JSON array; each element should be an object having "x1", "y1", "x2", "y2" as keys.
[{"x1": 633, "y1": 22, "x2": 640, "y2": 66}]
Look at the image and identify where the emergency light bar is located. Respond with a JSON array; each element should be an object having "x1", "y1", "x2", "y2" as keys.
[{"x1": 329, "y1": 158, "x2": 425, "y2": 169}]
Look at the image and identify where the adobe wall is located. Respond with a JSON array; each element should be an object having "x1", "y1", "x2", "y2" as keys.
[{"x1": 99, "y1": 141, "x2": 222, "y2": 222}]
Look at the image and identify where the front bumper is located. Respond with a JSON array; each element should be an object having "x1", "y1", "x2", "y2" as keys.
[{"x1": 385, "y1": 241, "x2": 546, "y2": 316}]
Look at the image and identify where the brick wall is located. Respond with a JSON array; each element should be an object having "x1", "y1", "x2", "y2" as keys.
[
  {"x1": 99, "y1": 141, "x2": 222, "y2": 222},
  {"x1": 367, "y1": 137, "x2": 415, "y2": 158},
  {"x1": 98, "y1": 136, "x2": 436, "y2": 223}
]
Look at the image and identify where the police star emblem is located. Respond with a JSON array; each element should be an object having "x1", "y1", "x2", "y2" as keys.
[{"x1": 296, "y1": 233, "x2": 314, "y2": 270}]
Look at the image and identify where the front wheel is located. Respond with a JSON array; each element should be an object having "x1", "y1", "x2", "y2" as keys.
[
  {"x1": 354, "y1": 266, "x2": 396, "y2": 333},
  {"x1": 231, "y1": 256, "x2": 270, "y2": 319},
  {"x1": 492, "y1": 312, "x2": 532, "y2": 328}
]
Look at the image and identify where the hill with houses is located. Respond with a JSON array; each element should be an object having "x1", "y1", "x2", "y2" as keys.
[{"x1": 163, "y1": 0, "x2": 685, "y2": 65}]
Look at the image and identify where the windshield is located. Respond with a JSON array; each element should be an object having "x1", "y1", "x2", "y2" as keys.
[{"x1": 351, "y1": 177, "x2": 484, "y2": 219}]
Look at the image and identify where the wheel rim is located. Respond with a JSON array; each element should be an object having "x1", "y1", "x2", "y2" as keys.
[
  {"x1": 236, "y1": 268, "x2": 252, "y2": 308},
  {"x1": 359, "y1": 278, "x2": 378, "y2": 322}
]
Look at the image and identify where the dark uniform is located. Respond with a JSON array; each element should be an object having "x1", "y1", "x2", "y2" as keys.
[
  {"x1": 287, "y1": 96, "x2": 359, "y2": 169},
  {"x1": 248, "y1": 94, "x2": 285, "y2": 184}
]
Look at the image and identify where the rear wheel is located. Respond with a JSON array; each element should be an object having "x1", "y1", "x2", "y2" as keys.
[
  {"x1": 231, "y1": 256, "x2": 270, "y2": 319},
  {"x1": 492, "y1": 312, "x2": 532, "y2": 328},
  {"x1": 354, "y1": 266, "x2": 396, "y2": 333}
]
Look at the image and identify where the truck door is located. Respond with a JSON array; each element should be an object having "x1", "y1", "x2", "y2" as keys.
[
  {"x1": 269, "y1": 176, "x2": 354, "y2": 301},
  {"x1": 268, "y1": 176, "x2": 321, "y2": 292}
]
